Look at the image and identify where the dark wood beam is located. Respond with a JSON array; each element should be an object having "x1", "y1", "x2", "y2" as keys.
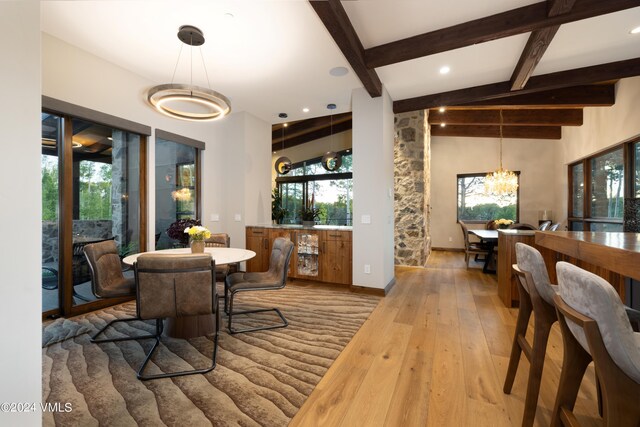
[
  {"x1": 309, "y1": 0, "x2": 382, "y2": 97},
  {"x1": 428, "y1": 109, "x2": 583, "y2": 126},
  {"x1": 365, "y1": 0, "x2": 639, "y2": 68},
  {"x1": 272, "y1": 119, "x2": 352, "y2": 151},
  {"x1": 458, "y1": 84, "x2": 614, "y2": 108},
  {"x1": 393, "y1": 57, "x2": 638, "y2": 113},
  {"x1": 431, "y1": 125, "x2": 561, "y2": 139},
  {"x1": 510, "y1": 0, "x2": 577, "y2": 90},
  {"x1": 272, "y1": 112, "x2": 351, "y2": 143}
]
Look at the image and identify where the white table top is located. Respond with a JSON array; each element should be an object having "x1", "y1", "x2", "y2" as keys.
[
  {"x1": 469, "y1": 229, "x2": 499, "y2": 240},
  {"x1": 122, "y1": 247, "x2": 256, "y2": 266}
]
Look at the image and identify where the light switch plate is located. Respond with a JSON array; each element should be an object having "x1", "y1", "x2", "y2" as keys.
[
  {"x1": 364, "y1": 264, "x2": 371, "y2": 274},
  {"x1": 210, "y1": 213, "x2": 220, "y2": 221},
  {"x1": 361, "y1": 214, "x2": 371, "y2": 224},
  {"x1": 234, "y1": 214, "x2": 241, "y2": 222}
]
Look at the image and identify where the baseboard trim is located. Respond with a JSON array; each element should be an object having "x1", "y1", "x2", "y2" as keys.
[
  {"x1": 432, "y1": 247, "x2": 464, "y2": 252},
  {"x1": 384, "y1": 277, "x2": 396, "y2": 295},
  {"x1": 349, "y1": 277, "x2": 396, "y2": 296}
]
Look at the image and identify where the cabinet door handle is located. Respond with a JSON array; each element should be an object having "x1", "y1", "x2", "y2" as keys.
[
  {"x1": 323, "y1": 242, "x2": 327, "y2": 254},
  {"x1": 253, "y1": 230, "x2": 263, "y2": 235},
  {"x1": 264, "y1": 238, "x2": 268, "y2": 249}
]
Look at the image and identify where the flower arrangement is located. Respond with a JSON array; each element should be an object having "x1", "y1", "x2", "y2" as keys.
[
  {"x1": 495, "y1": 218, "x2": 514, "y2": 229},
  {"x1": 184, "y1": 225, "x2": 211, "y2": 241},
  {"x1": 167, "y1": 218, "x2": 201, "y2": 245}
]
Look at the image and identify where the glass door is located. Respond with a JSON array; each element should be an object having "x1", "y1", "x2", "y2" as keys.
[{"x1": 42, "y1": 113, "x2": 62, "y2": 315}]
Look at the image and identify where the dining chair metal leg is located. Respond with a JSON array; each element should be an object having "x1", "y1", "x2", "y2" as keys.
[
  {"x1": 91, "y1": 317, "x2": 158, "y2": 343},
  {"x1": 227, "y1": 288, "x2": 288, "y2": 334}
]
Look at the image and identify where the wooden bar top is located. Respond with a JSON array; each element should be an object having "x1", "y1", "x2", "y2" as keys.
[{"x1": 535, "y1": 231, "x2": 640, "y2": 281}]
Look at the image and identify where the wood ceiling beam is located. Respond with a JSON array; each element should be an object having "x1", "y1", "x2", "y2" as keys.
[
  {"x1": 272, "y1": 119, "x2": 352, "y2": 151},
  {"x1": 309, "y1": 0, "x2": 382, "y2": 97},
  {"x1": 393, "y1": 57, "x2": 637, "y2": 113},
  {"x1": 431, "y1": 125, "x2": 562, "y2": 139},
  {"x1": 428, "y1": 109, "x2": 583, "y2": 126},
  {"x1": 510, "y1": 0, "x2": 577, "y2": 90},
  {"x1": 365, "y1": 0, "x2": 639, "y2": 69},
  {"x1": 272, "y1": 112, "x2": 351, "y2": 142},
  {"x1": 457, "y1": 84, "x2": 614, "y2": 108}
]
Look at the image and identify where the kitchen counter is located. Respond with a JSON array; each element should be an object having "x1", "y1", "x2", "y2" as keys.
[{"x1": 248, "y1": 224, "x2": 352, "y2": 231}]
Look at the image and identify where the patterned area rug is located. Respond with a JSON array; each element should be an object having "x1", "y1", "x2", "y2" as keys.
[{"x1": 42, "y1": 284, "x2": 380, "y2": 426}]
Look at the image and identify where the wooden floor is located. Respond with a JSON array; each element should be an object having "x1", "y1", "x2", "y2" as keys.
[{"x1": 290, "y1": 251, "x2": 601, "y2": 427}]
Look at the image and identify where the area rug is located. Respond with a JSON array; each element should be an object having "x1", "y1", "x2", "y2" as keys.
[{"x1": 42, "y1": 284, "x2": 380, "y2": 426}]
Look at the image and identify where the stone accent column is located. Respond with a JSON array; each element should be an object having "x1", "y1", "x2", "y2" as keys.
[
  {"x1": 394, "y1": 110, "x2": 431, "y2": 266},
  {"x1": 111, "y1": 130, "x2": 127, "y2": 247}
]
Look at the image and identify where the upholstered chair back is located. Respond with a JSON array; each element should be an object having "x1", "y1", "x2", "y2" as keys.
[
  {"x1": 84, "y1": 239, "x2": 131, "y2": 298},
  {"x1": 135, "y1": 254, "x2": 216, "y2": 320},
  {"x1": 556, "y1": 261, "x2": 640, "y2": 383},
  {"x1": 267, "y1": 237, "x2": 295, "y2": 284},
  {"x1": 515, "y1": 243, "x2": 557, "y2": 305},
  {"x1": 458, "y1": 220, "x2": 471, "y2": 250},
  {"x1": 205, "y1": 233, "x2": 230, "y2": 248}
]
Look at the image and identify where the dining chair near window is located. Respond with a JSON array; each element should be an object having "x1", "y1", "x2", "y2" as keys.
[
  {"x1": 134, "y1": 253, "x2": 219, "y2": 380},
  {"x1": 224, "y1": 237, "x2": 294, "y2": 334},
  {"x1": 205, "y1": 233, "x2": 238, "y2": 283},
  {"x1": 459, "y1": 220, "x2": 489, "y2": 268},
  {"x1": 552, "y1": 262, "x2": 640, "y2": 427},
  {"x1": 504, "y1": 243, "x2": 558, "y2": 427},
  {"x1": 538, "y1": 220, "x2": 552, "y2": 231},
  {"x1": 84, "y1": 239, "x2": 155, "y2": 344}
]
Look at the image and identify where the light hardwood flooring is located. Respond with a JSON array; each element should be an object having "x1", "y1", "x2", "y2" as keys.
[{"x1": 290, "y1": 251, "x2": 601, "y2": 427}]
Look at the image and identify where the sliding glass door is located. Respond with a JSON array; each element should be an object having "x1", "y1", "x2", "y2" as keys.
[{"x1": 41, "y1": 111, "x2": 146, "y2": 317}]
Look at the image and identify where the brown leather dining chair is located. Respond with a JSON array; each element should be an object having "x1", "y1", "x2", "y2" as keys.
[
  {"x1": 224, "y1": 237, "x2": 294, "y2": 334},
  {"x1": 134, "y1": 253, "x2": 219, "y2": 380},
  {"x1": 84, "y1": 240, "x2": 156, "y2": 344},
  {"x1": 205, "y1": 233, "x2": 238, "y2": 282}
]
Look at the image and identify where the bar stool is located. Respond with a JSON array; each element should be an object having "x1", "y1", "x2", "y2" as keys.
[
  {"x1": 553, "y1": 262, "x2": 640, "y2": 427},
  {"x1": 504, "y1": 243, "x2": 558, "y2": 427}
]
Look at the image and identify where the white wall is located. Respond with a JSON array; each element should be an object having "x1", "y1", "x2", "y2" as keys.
[
  {"x1": 431, "y1": 136, "x2": 558, "y2": 249},
  {"x1": 554, "y1": 77, "x2": 640, "y2": 225},
  {"x1": 0, "y1": 3, "x2": 42, "y2": 425},
  {"x1": 352, "y1": 88, "x2": 395, "y2": 289}
]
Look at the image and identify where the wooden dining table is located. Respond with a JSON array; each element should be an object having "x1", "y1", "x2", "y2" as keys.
[{"x1": 122, "y1": 247, "x2": 255, "y2": 339}]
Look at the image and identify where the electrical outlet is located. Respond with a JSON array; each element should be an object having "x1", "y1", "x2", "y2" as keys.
[
  {"x1": 210, "y1": 213, "x2": 220, "y2": 222},
  {"x1": 364, "y1": 264, "x2": 371, "y2": 274},
  {"x1": 234, "y1": 214, "x2": 241, "y2": 221},
  {"x1": 361, "y1": 214, "x2": 371, "y2": 224},
  {"x1": 448, "y1": 237, "x2": 453, "y2": 242}
]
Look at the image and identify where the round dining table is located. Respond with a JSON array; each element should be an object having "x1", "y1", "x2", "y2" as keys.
[{"x1": 122, "y1": 247, "x2": 255, "y2": 339}]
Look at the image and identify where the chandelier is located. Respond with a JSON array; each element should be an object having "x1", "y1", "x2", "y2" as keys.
[
  {"x1": 147, "y1": 25, "x2": 231, "y2": 122},
  {"x1": 485, "y1": 110, "x2": 518, "y2": 195}
]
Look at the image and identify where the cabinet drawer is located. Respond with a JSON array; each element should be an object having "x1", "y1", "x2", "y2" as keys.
[
  {"x1": 246, "y1": 227, "x2": 268, "y2": 237},
  {"x1": 323, "y1": 230, "x2": 351, "y2": 241}
]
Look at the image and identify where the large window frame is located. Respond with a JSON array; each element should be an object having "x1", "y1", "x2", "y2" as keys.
[
  {"x1": 568, "y1": 137, "x2": 639, "y2": 231},
  {"x1": 42, "y1": 97, "x2": 150, "y2": 319},
  {"x1": 456, "y1": 172, "x2": 521, "y2": 224},
  {"x1": 275, "y1": 149, "x2": 353, "y2": 225}
]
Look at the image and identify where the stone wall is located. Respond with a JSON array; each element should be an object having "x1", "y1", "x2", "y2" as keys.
[
  {"x1": 42, "y1": 220, "x2": 113, "y2": 263},
  {"x1": 394, "y1": 110, "x2": 431, "y2": 266}
]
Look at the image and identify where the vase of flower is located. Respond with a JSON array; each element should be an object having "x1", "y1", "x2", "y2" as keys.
[
  {"x1": 495, "y1": 218, "x2": 513, "y2": 229},
  {"x1": 184, "y1": 225, "x2": 211, "y2": 253}
]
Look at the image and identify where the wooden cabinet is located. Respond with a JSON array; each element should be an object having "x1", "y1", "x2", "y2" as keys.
[
  {"x1": 321, "y1": 230, "x2": 352, "y2": 285},
  {"x1": 245, "y1": 227, "x2": 270, "y2": 272},
  {"x1": 245, "y1": 226, "x2": 351, "y2": 285}
]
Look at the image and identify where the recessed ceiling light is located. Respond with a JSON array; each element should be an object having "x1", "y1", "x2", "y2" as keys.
[
  {"x1": 631, "y1": 26, "x2": 640, "y2": 34},
  {"x1": 440, "y1": 123, "x2": 446, "y2": 128},
  {"x1": 439, "y1": 107, "x2": 446, "y2": 113},
  {"x1": 224, "y1": 12, "x2": 234, "y2": 19},
  {"x1": 283, "y1": 123, "x2": 288, "y2": 127},
  {"x1": 302, "y1": 107, "x2": 310, "y2": 113},
  {"x1": 329, "y1": 66, "x2": 349, "y2": 77},
  {"x1": 439, "y1": 66, "x2": 450, "y2": 75}
]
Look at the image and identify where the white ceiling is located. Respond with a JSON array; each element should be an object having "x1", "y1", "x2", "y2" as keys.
[{"x1": 41, "y1": 1, "x2": 640, "y2": 124}]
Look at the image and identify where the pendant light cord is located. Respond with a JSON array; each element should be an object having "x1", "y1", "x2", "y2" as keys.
[
  {"x1": 199, "y1": 47, "x2": 212, "y2": 89},
  {"x1": 170, "y1": 43, "x2": 184, "y2": 84},
  {"x1": 499, "y1": 109, "x2": 503, "y2": 170}
]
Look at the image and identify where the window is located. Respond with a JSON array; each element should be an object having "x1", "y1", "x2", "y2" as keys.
[
  {"x1": 276, "y1": 151, "x2": 352, "y2": 225},
  {"x1": 569, "y1": 144, "x2": 631, "y2": 232},
  {"x1": 155, "y1": 134, "x2": 202, "y2": 249},
  {"x1": 456, "y1": 173, "x2": 519, "y2": 222},
  {"x1": 634, "y1": 141, "x2": 640, "y2": 198}
]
